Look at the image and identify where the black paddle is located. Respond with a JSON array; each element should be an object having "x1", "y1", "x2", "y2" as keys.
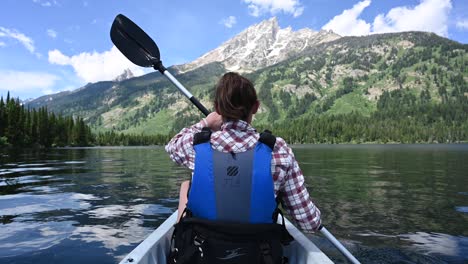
[
  {"x1": 110, "y1": 14, "x2": 210, "y2": 116},
  {"x1": 110, "y1": 14, "x2": 361, "y2": 264}
]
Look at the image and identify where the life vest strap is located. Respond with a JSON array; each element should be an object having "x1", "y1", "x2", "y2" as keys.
[
  {"x1": 193, "y1": 127, "x2": 211, "y2": 145},
  {"x1": 194, "y1": 127, "x2": 276, "y2": 148},
  {"x1": 259, "y1": 130, "x2": 276, "y2": 150}
]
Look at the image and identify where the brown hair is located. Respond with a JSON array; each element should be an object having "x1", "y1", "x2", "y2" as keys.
[{"x1": 214, "y1": 72, "x2": 258, "y2": 121}]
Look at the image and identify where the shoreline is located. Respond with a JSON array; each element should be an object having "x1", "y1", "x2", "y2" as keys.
[{"x1": 2, "y1": 142, "x2": 468, "y2": 151}]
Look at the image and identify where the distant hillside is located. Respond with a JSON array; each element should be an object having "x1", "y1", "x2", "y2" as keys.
[
  {"x1": 27, "y1": 27, "x2": 468, "y2": 143},
  {"x1": 28, "y1": 62, "x2": 226, "y2": 134},
  {"x1": 248, "y1": 31, "x2": 467, "y2": 123}
]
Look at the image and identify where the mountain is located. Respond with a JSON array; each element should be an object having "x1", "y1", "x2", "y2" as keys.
[
  {"x1": 113, "y1": 69, "x2": 134, "y2": 82},
  {"x1": 26, "y1": 19, "x2": 468, "y2": 142},
  {"x1": 174, "y1": 17, "x2": 340, "y2": 73},
  {"x1": 28, "y1": 62, "x2": 226, "y2": 133},
  {"x1": 250, "y1": 32, "x2": 450, "y2": 117}
]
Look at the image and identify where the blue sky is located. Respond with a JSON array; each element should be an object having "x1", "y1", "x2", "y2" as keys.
[{"x1": 1, "y1": 0, "x2": 467, "y2": 100}]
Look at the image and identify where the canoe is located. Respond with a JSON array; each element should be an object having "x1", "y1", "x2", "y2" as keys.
[{"x1": 118, "y1": 211, "x2": 333, "y2": 264}]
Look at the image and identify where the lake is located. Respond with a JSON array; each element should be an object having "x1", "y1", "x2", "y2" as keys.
[{"x1": 0, "y1": 145, "x2": 467, "y2": 263}]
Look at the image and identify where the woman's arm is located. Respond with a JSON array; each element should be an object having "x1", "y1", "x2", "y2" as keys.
[
  {"x1": 165, "y1": 121, "x2": 205, "y2": 170},
  {"x1": 274, "y1": 138, "x2": 322, "y2": 232}
]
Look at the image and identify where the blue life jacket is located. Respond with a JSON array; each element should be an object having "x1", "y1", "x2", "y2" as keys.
[{"x1": 187, "y1": 128, "x2": 277, "y2": 224}]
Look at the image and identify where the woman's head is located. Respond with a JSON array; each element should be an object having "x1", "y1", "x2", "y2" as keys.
[{"x1": 214, "y1": 72, "x2": 259, "y2": 122}]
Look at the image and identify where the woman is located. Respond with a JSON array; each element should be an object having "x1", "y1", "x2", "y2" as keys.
[{"x1": 165, "y1": 72, "x2": 321, "y2": 232}]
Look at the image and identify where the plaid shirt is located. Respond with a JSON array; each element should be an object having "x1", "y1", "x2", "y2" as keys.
[{"x1": 165, "y1": 120, "x2": 321, "y2": 232}]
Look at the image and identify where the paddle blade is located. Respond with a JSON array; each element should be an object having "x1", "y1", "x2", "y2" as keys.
[{"x1": 110, "y1": 14, "x2": 160, "y2": 68}]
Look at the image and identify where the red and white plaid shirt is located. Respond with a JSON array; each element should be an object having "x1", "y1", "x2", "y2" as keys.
[{"x1": 165, "y1": 119, "x2": 321, "y2": 232}]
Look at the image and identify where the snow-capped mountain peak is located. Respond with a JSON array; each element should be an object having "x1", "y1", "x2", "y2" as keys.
[{"x1": 176, "y1": 17, "x2": 340, "y2": 73}]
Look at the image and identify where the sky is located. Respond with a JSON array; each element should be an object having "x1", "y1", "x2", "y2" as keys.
[{"x1": 0, "y1": 0, "x2": 467, "y2": 100}]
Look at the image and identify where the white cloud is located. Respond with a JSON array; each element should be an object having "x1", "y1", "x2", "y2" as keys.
[
  {"x1": 41, "y1": 85, "x2": 74, "y2": 95},
  {"x1": 456, "y1": 19, "x2": 468, "y2": 30},
  {"x1": 322, "y1": 0, "x2": 371, "y2": 36},
  {"x1": 243, "y1": 0, "x2": 304, "y2": 17},
  {"x1": 48, "y1": 49, "x2": 70, "y2": 65},
  {"x1": 48, "y1": 46, "x2": 146, "y2": 83},
  {"x1": 32, "y1": 0, "x2": 58, "y2": 7},
  {"x1": 0, "y1": 71, "x2": 59, "y2": 93},
  {"x1": 322, "y1": 0, "x2": 452, "y2": 37},
  {"x1": 0, "y1": 26, "x2": 40, "y2": 57},
  {"x1": 220, "y1": 16, "x2": 237, "y2": 28},
  {"x1": 41, "y1": 88, "x2": 56, "y2": 95},
  {"x1": 0, "y1": 41, "x2": 6, "y2": 47},
  {"x1": 247, "y1": 4, "x2": 261, "y2": 17},
  {"x1": 47, "y1": 29, "x2": 57, "y2": 38},
  {"x1": 372, "y1": 0, "x2": 451, "y2": 36}
]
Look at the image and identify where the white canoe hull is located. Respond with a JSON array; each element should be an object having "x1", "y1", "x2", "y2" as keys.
[{"x1": 119, "y1": 211, "x2": 333, "y2": 264}]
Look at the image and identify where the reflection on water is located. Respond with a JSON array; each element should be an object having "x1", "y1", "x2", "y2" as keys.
[
  {"x1": 0, "y1": 147, "x2": 182, "y2": 264},
  {"x1": 0, "y1": 221, "x2": 76, "y2": 257},
  {"x1": 292, "y1": 144, "x2": 468, "y2": 263},
  {"x1": 400, "y1": 232, "x2": 468, "y2": 261},
  {"x1": 0, "y1": 193, "x2": 92, "y2": 215},
  {"x1": 72, "y1": 218, "x2": 150, "y2": 251},
  {"x1": 0, "y1": 145, "x2": 467, "y2": 263},
  {"x1": 88, "y1": 204, "x2": 172, "y2": 219}
]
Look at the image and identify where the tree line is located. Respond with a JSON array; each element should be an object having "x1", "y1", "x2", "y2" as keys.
[
  {"x1": 94, "y1": 131, "x2": 171, "y2": 146},
  {"x1": 0, "y1": 93, "x2": 170, "y2": 148},
  {"x1": 261, "y1": 88, "x2": 467, "y2": 144},
  {"x1": 0, "y1": 92, "x2": 93, "y2": 147},
  {"x1": 2, "y1": 79, "x2": 466, "y2": 148}
]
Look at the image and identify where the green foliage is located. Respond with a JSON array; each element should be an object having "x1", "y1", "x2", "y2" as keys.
[
  {"x1": 0, "y1": 95, "x2": 94, "y2": 147},
  {"x1": 0, "y1": 136, "x2": 8, "y2": 146},
  {"x1": 0, "y1": 94, "x2": 175, "y2": 147},
  {"x1": 94, "y1": 131, "x2": 171, "y2": 146},
  {"x1": 262, "y1": 87, "x2": 468, "y2": 144}
]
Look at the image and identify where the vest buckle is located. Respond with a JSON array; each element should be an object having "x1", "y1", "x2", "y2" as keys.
[
  {"x1": 194, "y1": 235, "x2": 205, "y2": 258},
  {"x1": 260, "y1": 242, "x2": 272, "y2": 256}
]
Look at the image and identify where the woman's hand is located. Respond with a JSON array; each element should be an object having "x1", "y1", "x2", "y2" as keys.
[{"x1": 204, "y1": 112, "x2": 223, "y2": 131}]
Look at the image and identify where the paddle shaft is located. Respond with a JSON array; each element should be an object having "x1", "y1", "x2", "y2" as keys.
[
  {"x1": 320, "y1": 226, "x2": 361, "y2": 264},
  {"x1": 161, "y1": 69, "x2": 210, "y2": 117}
]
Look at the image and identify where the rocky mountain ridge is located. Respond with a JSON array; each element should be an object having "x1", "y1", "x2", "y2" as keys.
[
  {"x1": 113, "y1": 69, "x2": 134, "y2": 82},
  {"x1": 174, "y1": 17, "x2": 340, "y2": 73}
]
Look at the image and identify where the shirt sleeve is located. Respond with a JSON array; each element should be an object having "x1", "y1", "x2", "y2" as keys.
[
  {"x1": 274, "y1": 138, "x2": 322, "y2": 232},
  {"x1": 165, "y1": 121, "x2": 205, "y2": 170}
]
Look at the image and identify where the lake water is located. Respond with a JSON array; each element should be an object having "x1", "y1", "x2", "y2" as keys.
[{"x1": 0, "y1": 145, "x2": 467, "y2": 263}]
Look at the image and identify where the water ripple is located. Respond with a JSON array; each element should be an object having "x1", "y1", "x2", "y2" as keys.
[
  {"x1": 88, "y1": 204, "x2": 173, "y2": 219},
  {"x1": 455, "y1": 206, "x2": 468, "y2": 213},
  {"x1": 399, "y1": 232, "x2": 468, "y2": 261},
  {"x1": 0, "y1": 193, "x2": 94, "y2": 216},
  {"x1": 0, "y1": 221, "x2": 76, "y2": 257}
]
